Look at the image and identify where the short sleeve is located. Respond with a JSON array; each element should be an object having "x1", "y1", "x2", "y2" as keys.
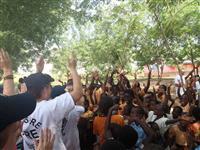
[{"x1": 47, "y1": 93, "x2": 75, "y2": 123}]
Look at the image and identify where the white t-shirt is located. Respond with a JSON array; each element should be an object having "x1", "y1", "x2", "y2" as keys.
[
  {"x1": 22, "y1": 93, "x2": 74, "y2": 150},
  {"x1": 196, "y1": 81, "x2": 200, "y2": 90},
  {"x1": 146, "y1": 111, "x2": 157, "y2": 123},
  {"x1": 62, "y1": 106, "x2": 85, "y2": 150},
  {"x1": 146, "y1": 111, "x2": 169, "y2": 136},
  {"x1": 154, "y1": 117, "x2": 169, "y2": 136},
  {"x1": 174, "y1": 75, "x2": 186, "y2": 96}
]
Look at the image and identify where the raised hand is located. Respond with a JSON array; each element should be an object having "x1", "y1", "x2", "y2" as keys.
[
  {"x1": 36, "y1": 56, "x2": 45, "y2": 73},
  {"x1": 0, "y1": 49, "x2": 12, "y2": 72},
  {"x1": 67, "y1": 53, "x2": 77, "y2": 70},
  {"x1": 36, "y1": 128, "x2": 55, "y2": 150}
]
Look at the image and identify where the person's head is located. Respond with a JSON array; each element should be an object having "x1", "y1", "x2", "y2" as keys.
[
  {"x1": 172, "y1": 106, "x2": 183, "y2": 119},
  {"x1": 110, "y1": 123, "x2": 122, "y2": 140},
  {"x1": 101, "y1": 140, "x2": 125, "y2": 150},
  {"x1": 18, "y1": 77, "x2": 27, "y2": 94},
  {"x1": 98, "y1": 95, "x2": 113, "y2": 116},
  {"x1": 65, "y1": 79, "x2": 73, "y2": 92},
  {"x1": 149, "y1": 100, "x2": 158, "y2": 111},
  {"x1": 191, "y1": 107, "x2": 200, "y2": 121},
  {"x1": 154, "y1": 104, "x2": 164, "y2": 117},
  {"x1": 180, "y1": 93, "x2": 189, "y2": 107},
  {"x1": 130, "y1": 106, "x2": 147, "y2": 120},
  {"x1": 118, "y1": 125, "x2": 138, "y2": 149},
  {"x1": 119, "y1": 91, "x2": 125, "y2": 100},
  {"x1": 0, "y1": 93, "x2": 36, "y2": 148},
  {"x1": 112, "y1": 96, "x2": 120, "y2": 105},
  {"x1": 124, "y1": 89, "x2": 134, "y2": 104},
  {"x1": 157, "y1": 84, "x2": 167, "y2": 94},
  {"x1": 132, "y1": 80, "x2": 140, "y2": 88},
  {"x1": 24, "y1": 73, "x2": 54, "y2": 101},
  {"x1": 51, "y1": 85, "x2": 66, "y2": 99},
  {"x1": 179, "y1": 115, "x2": 194, "y2": 130},
  {"x1": 143, "y1": 92, "x2": 155, "y2": 109}
]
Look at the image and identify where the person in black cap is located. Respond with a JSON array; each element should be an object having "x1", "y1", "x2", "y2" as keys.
[
  {"x1": 0, "y1": 93, "x2": 36, "y2": 149},
  {"x1": 22, "y1": 54, "x2": 83, "y2": 150},
  {"x1": 0, "y1": 49, "x2": 36, "y2": 149}
]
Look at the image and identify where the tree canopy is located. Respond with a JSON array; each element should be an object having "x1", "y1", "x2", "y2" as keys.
[
  {"x1": 0, "y1": 0, "x2": 199, "y2": 73},
  {"x1": 52, "y1": 0, "x2": 199, "y2": 75}
]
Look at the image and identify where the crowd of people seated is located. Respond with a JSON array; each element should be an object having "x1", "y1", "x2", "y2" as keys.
[{"x1": 0, "y1": 48, "x2": 200, "y2": 150}]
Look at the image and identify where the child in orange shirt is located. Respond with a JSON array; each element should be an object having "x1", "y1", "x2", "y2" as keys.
[{"x1": 93, "y1": 95, "x2": 124, "y2": 145}]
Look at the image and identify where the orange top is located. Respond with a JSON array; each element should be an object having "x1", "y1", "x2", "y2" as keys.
[{"x1": 93, "y1": 115, "x2": 124, "y2": 144}]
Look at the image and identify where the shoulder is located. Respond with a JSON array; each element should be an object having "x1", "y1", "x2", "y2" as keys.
[{"x1": 74, "y1": 106, "x2": 85, "y2": 113}]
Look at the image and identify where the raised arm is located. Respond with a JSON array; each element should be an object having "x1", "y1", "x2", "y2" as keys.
[
  {"x1": 104, "y1": 104, "x2": 119, "y2": 140},
  {"x1": 185, "y1": 68, "x2": 195, "y2": 80},
  {"x1": 36, "y1": 56, "x2": 45, "y2": 73},
  {"x1": 144, "y1": 69, "x2": 152, "y2": 93},
  {"x1": 68, "y1": 54, "x2": 83, "y2": 102},
  {"x1": 167, "y1": 84, "x2": 175, "y2": 110},
  {"x1": 0, "y1": 49, "x2": 15, "y2": 96}
]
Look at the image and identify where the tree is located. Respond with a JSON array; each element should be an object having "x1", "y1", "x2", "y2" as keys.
[
  {"x1": 52, "y1": 0, "x2": 199, "y2": 76},
  {"x1": 0, "y1": 0, "x2": 104, "y2": 70}
]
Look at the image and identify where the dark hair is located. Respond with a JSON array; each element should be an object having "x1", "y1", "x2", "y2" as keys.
[
  {"x1": 18, "y1": 77, "x2": 26, "y2": 91},
  {"x1": 173, "y1": 106, "x2": 183, "y2": 114},
  {"x1": 134, "y1": 106, "x2": 148, "y2": 118},
  {"x1": 101, "y1": 140, "x2": 125, "y2": 150},
  {"x1": 112, "y1": 96, "x2": 120, "y2": 105},
  {"x1": 83, "y1": 95, "x2": 89, "y2": 112},
  {"x1": 110, "y1": 123, "x2": 122, "y2": 140},
  {"x1": 192, "y1": 107, "x2": 200, "y2": 121},
  {"x1": 118, "y1": 125, "x2": 138, "y2": 149},
  {"x1": 124, "y1": 89, "x2": 134, "y2": 104},
  {"x1": 98, "y1": 95, "x2": 113, "y2": 116},
  {"x1": 66, "y1": 79, "x2": 73, "y2": 86},
  {"x1": 111, "y1": 85, "x2": 119, "y2": 96},
  {"x1": 160, "y1": 84, "x2": 167, "y2": 91},
  {"x1": 123, "y1": 104, "x2": 133, "y2": 116}
]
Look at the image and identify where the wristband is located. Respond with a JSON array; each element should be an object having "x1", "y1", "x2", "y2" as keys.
[{"x1": 4, "y1": 75, "x2": 14, "y2": 80}]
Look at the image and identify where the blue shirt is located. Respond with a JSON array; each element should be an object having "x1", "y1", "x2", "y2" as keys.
[{"x1": 130, "y1": 122, "x2": 146, "y2": 149}]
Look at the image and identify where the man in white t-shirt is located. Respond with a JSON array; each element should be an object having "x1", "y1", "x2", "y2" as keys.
[
  {"x1": 147, "y1": 104, "x2": 179, "y2": 136},
  {"x1": 174, "y1": 70, "x2": 186, "y2": 96},
  {"x1": 61, "y1": 105, "x2": 85, "y2": 150},
  {"x1": 22, "y1": 56, "x2": 83, "y2": 150}
]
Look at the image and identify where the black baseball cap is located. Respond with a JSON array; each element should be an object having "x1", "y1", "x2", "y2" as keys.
[
  {"x1": 24, "y1": 73, "x2": 54, "y2": 90},
  {"x1": 51, "y1": 85, "x2": 66, "y2": 99},
  {"x1": 0, "y1": 93, "x2": 36, "y2": 132}
]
